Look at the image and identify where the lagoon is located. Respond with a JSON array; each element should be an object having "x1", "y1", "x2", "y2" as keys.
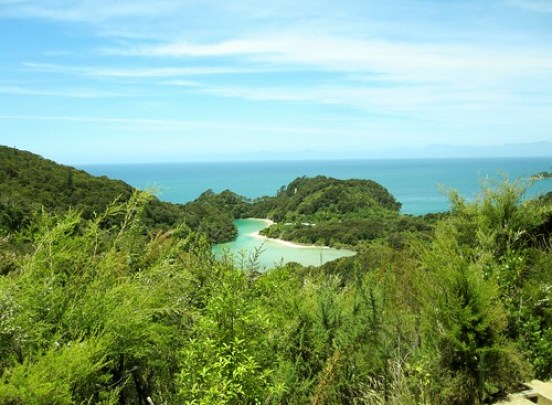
[{"x1": 212, "y1": 218, "x2": 356, "y2": 271}]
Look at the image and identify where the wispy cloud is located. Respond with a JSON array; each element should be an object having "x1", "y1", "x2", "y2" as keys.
[
  {"x1": 23, "y1": 62, "x2": 277, "y2": 78},
  {"x1": 0, "y1": 0, "x2": 186, "y2": 22},
  {"x1": 199, "y1": 81, "x2": 551, "y2": 122},
  {"x1": 28, "y1": 34, "x2": 552, "y2": 92},
  {"x1": 2, "y1": 0, "x2": 552, "y2": 158},
  {"x1": 109, "y1": 34, "x2": 552, "y2": 89},
  {"x1": 0, "y1": 114, "x2": 334, "y2": 135},
  {"x1": 20, "y1": 30, "x2": 552, "y2": 120},
  {"x1": 103, "y1": 34, "x2": 552, "y2": 118},
  {"x1": 0, "y1": 85, "x2": 126, "y2": 98},
  {"x1": 158, "y1": 80, "x2": 201, "y2": 87}
]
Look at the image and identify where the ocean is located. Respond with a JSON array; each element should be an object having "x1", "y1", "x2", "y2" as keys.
[{"x1": 79, "y1": 157, "x2": 552, "y2": 215}]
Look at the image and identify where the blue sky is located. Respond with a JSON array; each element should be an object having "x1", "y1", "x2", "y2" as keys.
[{"x1": 0, "y1": 0, "x2": 551, "y2": 163}]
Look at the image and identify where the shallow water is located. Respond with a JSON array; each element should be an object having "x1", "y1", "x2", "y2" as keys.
[{"x1": 212, "y1": 218, "x2": 356, "y2": 271}]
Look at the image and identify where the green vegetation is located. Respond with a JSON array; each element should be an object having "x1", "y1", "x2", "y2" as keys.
[
  {"x1": 179, "y1": 188, "x2": 258, "y2": 243},
  {"x1": 248, "y1": 175, "x2": 436, "y2": 247},
  {"x1": 250, "y1": 175, "x2": 402, "y2": 221},
  {"x1": 0, "y1": 146, "x2": 236, "y2": 243},
  {"x1": 0, "y1": 146, "x2": 436, "y2": 249},
  {"x1": 531, "y1": 170, "x2": 552, "y2": 180},
  {"x1": 1, "y1": 146, "x2": 551, "y2": 403}
]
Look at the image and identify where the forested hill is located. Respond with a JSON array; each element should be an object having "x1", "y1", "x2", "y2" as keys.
[
  {"x1": 250, "y1": 175, "x2": 401, "y2": 221},
  {"x1": 0, "y1": 145, "x2": 236, "y2": 242},
  {"x1": 249, "y1": 175, "x2": 433, "y2": 246},
  {"x1": 1, "y1": 146, "x2": 132, "y2": 226}
]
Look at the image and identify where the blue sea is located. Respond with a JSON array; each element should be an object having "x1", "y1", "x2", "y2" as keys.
[{"x1": 79, "y1": 158, "x2": 552, "y2": 215}]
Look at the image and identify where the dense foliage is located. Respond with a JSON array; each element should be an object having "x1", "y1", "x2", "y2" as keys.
[
  {"x1": 0, "y1": 173, "x2": 550, "y2": 403},
  {"x1": 1, "y1": 147, "x2": 551, "y2": 403},
  {"x1": 247, "y1": 175, "x2": 435, "y2": 247},
  {"x1": 249, "y1": 175, "x2": 401, "y2": 221},
  {"x1": 180, "y1": 190, "x2": 244, "y2": 243},
  {"x1": 0, "y1": 146, "x2": 236, "y2": 243}
]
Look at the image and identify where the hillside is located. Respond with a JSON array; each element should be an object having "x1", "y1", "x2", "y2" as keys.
[
  {"x1": 0, "y1": 146, "x2": 236, "y2": 243},
  {"x1": 250, "y1": 175, "x2": 400, "y2": 220},
  {"x1": 0, "y1": 146, "x2": 430, "y2": 248},
  {"x1": 247, "y1": 175, "x2": 434, "y2": 246}
]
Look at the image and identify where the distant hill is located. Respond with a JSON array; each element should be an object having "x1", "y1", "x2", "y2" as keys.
[
  {"x1": 376, "y1": 141, "x2": 552, "y2": 159},
  {"x1": 0, "y1": 145, "x2": 236, "y2": 243}
]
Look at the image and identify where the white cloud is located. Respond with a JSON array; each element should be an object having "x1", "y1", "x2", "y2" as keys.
[
  {"x1": 107, "y1": 35, "x2": 552, "y2": 121},
  {"x1": 20, "y1": 31, "x2": 552, "y2": 121},
  {"x1": 199, "y1": 82, "x2": 528, "y2": 118},
  {"x1": 3, "y1": 0, "x2": 552, "y2": 155},
  {"x1": 0, "y1": 0, "x2": 187, "y2": 22},
  {"x1": 115, "y1": 35, "x2": 552, "y2": 82}
]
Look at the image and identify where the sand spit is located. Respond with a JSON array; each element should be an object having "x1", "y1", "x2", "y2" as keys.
[{"x1": 246, "y1": 218, "x2": 330, "y2": 250}]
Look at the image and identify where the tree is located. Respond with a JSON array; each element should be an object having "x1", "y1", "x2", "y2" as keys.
[
  {"x1": 418, "y1": 181, "x2": 544, "y2": 403},
  {"x1": 0, "y1": 192, "x2": 200, "y2": 404}
]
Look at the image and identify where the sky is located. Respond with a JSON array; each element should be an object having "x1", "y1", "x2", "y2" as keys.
[{"x1": 0, "y1": 0, "x2": 551, "y2": 164}]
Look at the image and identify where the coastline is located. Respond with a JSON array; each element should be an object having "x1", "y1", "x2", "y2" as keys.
[
  {"x1": 213, "y1": 217, "x2": 356, "y2": 268},
  {"x1": 246, "y1": 218, "x2": 330, "y2": 250}
]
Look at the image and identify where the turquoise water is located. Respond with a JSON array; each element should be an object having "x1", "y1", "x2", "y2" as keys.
[
  {"x1": 78, "y1": 158, "x2": 551, "y2": 270},
  {"x1": 79, "y1": 157, "x2": 551, "y2": 215},
  {"x1": 212, "y1": 218, "x2": 356, "y2": 270}
]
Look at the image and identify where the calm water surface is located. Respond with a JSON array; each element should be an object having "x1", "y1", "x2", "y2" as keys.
[
  {"x1": 80, "y1": 157, "x2": 552, "y2": 215},
  {"x1": 212, "y1": 219, "x2": 356, "y2": 270}
]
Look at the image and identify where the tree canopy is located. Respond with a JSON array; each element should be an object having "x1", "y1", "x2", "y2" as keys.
[
  {"x1": 0, "y1": 145, "x2": 237, "y2": 243},
  {"x1": 1, "y1": 146, "x2": 551, "y2": 404}
]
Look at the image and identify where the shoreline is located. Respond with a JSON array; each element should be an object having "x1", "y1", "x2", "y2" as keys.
[{"x1": 246, "y1": 218, "x2": 331, "y2": 250}]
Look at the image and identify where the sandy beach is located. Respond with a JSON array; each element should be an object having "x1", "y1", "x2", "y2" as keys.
[
  {"x1": 213, "y1": 218, "x2": 356, "y2": 269},
  {"x1": 247, "y1": 218, "x2": 329, "y2": 250}
]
